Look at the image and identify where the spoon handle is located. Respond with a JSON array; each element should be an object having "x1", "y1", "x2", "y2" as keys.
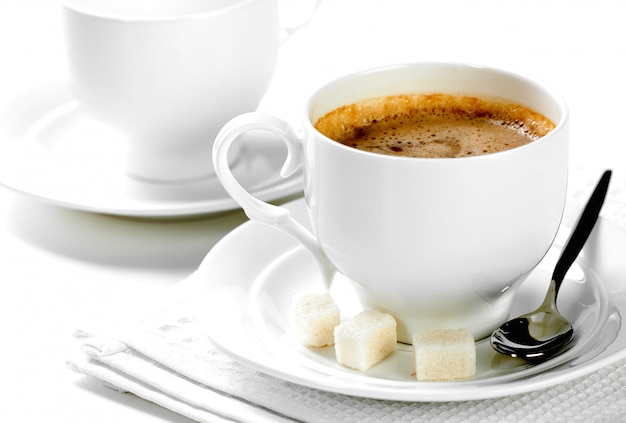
[{"x1": 552, "y1": 170, "x2": 612, "y2": 290}]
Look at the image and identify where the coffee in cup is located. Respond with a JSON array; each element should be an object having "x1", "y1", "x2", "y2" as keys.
[
  {"x1": 212, "y1": 63, "x2": 569, "y2": 343},
  {"x1": 314, "y1": 93, "x2": 555, "y2": 158}
]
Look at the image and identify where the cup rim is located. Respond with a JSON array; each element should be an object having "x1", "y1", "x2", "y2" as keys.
[
  {"x1": 62, "y1": 0, "x2": 260, "y2": 22},
  {"x1": 305, "y1": 61, "x2": 569, "y2": 162}
]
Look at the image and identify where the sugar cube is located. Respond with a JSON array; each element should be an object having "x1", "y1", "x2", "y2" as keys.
[
  {"x1": 293, "y1": 292, "x2": 340, "y2": 347},
  {"x1": 413, "y1": 328, "x2": 476, "y2": 381},
  {"x1": 334, "y1": 310, "x2": 397, "y2": 371}
]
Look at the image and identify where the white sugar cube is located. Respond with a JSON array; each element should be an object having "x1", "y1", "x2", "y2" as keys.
[
  {"x1": 334, "y1": 310, "x2": 397, "y2": 371},
  {"x1": 293, "y1": 292, "x2": 340, "y2": 347},
  {"x1": 412, "y1": 329, "x2": 476, "y2": 381}
]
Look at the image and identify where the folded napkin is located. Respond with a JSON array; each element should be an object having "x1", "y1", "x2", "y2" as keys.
[
  {"x1": 68, "y1": 275, "x2": 311, "y2": 423},
  {"x1": 68, "y1": 164, "x2": 626, "y2": 423}
]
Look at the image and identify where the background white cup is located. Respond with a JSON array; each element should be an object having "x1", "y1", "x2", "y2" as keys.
[
  {"x1": 213, "y1": 63, "x2": 569, "y2": 343},
  {"x1": 63, "y1": 0, "x2": 315, "y2": 182}
]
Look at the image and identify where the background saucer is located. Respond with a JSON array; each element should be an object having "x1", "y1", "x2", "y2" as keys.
[{"x1": 0, "y1": 81, "x2": 302, "y2": 217}]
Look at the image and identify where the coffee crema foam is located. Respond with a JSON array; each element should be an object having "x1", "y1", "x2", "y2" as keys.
[{"x1": 314, "y1": 94, "x2": 556, "y2": 158}]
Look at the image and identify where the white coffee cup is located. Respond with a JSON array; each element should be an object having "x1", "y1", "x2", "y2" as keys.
[
  {"x1": 63, "y1": 0, "x2": 315, "y2": 182},
  {"x1": 213, "y1": 63, "x2": 569, "y2": 343}
]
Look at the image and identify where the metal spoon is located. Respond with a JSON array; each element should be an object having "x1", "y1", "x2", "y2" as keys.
[{"x1": 491, "y1": 170, "x2": 612, "y2": 360}]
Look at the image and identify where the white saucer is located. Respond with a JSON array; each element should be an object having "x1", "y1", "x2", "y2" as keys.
[
  {"x1": 198, "y1": 198, "x2": 626, "y2": 402},
  {"x1": 0, "y1": 82, "x2": 302, "y2": 217}
]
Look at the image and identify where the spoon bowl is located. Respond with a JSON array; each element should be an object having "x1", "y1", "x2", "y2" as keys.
[
  {"x1": 491, "y1": 170, "x2": 612, "y2": 360},
  {"x1": 491, "y1": 279, "x2": 574, "y2": 359}
]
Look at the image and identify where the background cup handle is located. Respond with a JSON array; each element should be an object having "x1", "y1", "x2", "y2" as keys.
[
  {"x1": 279, "y1": 0, "x2": 323, "y2": 43},
  {"x1": 213, "y1": 112, "x2": 336, "y2": 289}
]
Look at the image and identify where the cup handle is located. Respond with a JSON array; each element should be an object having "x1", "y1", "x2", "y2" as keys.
[
  {"x1": 213, "y1": 112, "x2": 336, "y2": 289},
  {"x1": 279, "y1": 0, "x2": 322, "y2": 43}
]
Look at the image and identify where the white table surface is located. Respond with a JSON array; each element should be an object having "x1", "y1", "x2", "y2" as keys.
[{"x1": 1, "y1": 0, "x2": 625, "y2": 421}]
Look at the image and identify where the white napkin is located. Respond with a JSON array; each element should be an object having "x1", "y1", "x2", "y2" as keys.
[
  {"x1": 68, "y1": 164, "x2": 626, "y2": 423},
  {"x1": 68, "y1": 274, "x2": 312, "y2": 423}
]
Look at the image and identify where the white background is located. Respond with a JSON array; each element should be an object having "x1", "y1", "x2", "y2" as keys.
[{"x1": 1, "y1": 0, "x2": 625, "y2": 421}]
